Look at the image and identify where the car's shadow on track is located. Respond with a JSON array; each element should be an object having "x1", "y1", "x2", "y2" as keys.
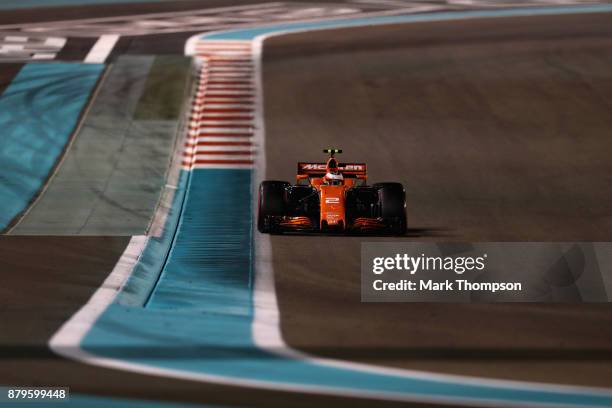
[{"x1": 269, "y1": 227, "x2": 451, "y2": 238}]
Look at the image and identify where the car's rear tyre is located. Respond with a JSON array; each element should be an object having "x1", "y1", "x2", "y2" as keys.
[
  {"x1": 374, "y1": 182, "x2": 407, "y2": 235},
  {"x1": 258, "y1": 181, "x2": 290, "y2": 233}
]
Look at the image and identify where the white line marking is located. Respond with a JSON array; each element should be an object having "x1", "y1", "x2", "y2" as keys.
[
  {"x1": 198, "y1": 51, "x2": 252, "y2": 57},
  {"x1": 200, "y1": 111, "x2": 254, "y2": 117},
  {"x1": 198, "y1": 103, "x2": 254, "y2": 108},
  {"x1": 206, "y1": 71, "x2": 253, "y2": 76},
  {"x1": 204, "y1": 90, "x2": 254, "y2": 95},
  {"x1": 197, "y1": 127, "x2": 253, "y2": 134},
  {"x1": 207, "y1": 62, "x2": 254, "y2": 67},
  {"x1": 200, "y1": 56, "x2": 252, "y2": 61},
  {"x1": 31, "y1": 53, "x2": 56, "y2": 60},
  {"x1": 196, "y1": 43, "x2": 252, "y2": 48},
  {"x1": 187, "y1": 136, "x2": 253, "y2": 144},
  {"x1": 208, "y1": 67, "x2": 254, "y2": 72},
  {"x1": 190, "y1": 145, "x2": 255, "y2": 152},
  {"x1": 197, "y1": 44, "x2": 252, "y2": 49},
  {"x1": 198, "y1": 84, "x2": 253, "y2": 91},
  {"x1": 44, "y1": 37, "x2": 66, "y2": 47},
  {"x1": 193, "y1": 108, "x2": 253, "y2": 114},
  {"x1": 202, "y1": 97, "x2": 255, "y2": 102},
  {"x1": 5, "y1": 35, "x2": 27, "y2": 42},
  {"x1": 84, "y1": 34, "x2": 120, "y2": 63},
  {"x1": 197, "y1": 89, "x2": 254, "y2": 95},
  {"x1": 196, "y1": 130, "x2": 253, "y2": 136},
  {"x1": 198, "y1": 44, "x2": 252, "y2": 49},
  {"x1": 1, "y1": 44, "x2": 24, "y2": 51},
  {"x1": 205, "y1": 81, "x2": 254, "y2": 86},
  {"x1": 199, "y1": 120, "x2": 254, "y2": 126},
  {"x1": 192, "y1": 153, "x2": 253, "y2": 160},
  {"x1": 191, "y1": 163, "x2": 254, "y2": 169}
]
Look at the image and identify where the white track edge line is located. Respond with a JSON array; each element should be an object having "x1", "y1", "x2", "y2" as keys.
[{"x1": 84, "y1": 34, "x2": 120, "y2": 63}]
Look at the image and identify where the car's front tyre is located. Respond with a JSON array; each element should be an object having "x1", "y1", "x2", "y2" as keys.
[{"x1": 374, "y1": 182, "x2": 407, "y2": 235}]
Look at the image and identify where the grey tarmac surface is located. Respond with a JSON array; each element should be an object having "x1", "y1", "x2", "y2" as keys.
[
  {"x1": 263, "y1": 12, "x2": 612, "y2": 387},
  {"x1": 0, "y1": 0, "x2": 442, "y2": 25},
  {"x1": 0, "y1": 0, "x2": 263, "y2": 25},
  {"x1": 0, "y1": 237, "x2": 129, "y2": 347},
  {"x1": 0, "y1": 63, "x2": 21, "y2": 95}
]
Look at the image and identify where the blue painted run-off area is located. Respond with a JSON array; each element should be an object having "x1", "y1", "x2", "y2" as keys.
[
  {"x1": 0, "y1": 0, "x2": 168, "y2": 10},
  {"x1": 0, "y1": 63, "x2": 103, "y2": 230}
]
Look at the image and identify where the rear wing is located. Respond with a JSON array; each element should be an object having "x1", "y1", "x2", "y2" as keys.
[{"x1": 297, "y1": 162, "x2": 367, "y2": 178}]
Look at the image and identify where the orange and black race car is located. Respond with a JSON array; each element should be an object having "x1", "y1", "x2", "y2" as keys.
[{"x1": 258, "y1": 149, "x2": 407, "y2": 234}]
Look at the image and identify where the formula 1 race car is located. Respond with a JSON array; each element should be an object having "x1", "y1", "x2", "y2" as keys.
[{"x1": 258, "y1": 149, "x2": 407, "y2": 234}]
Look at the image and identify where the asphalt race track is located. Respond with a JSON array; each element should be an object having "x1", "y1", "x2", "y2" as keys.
[
  {"x1": 264, "y1": 12, "x2": 612, "y2": 241},
  {"x1": 265, "y1": 12, "x2": 612, "y2": 387},
  {"x1": 1, "y1": 1, "x2": 612, "y2": 407}
]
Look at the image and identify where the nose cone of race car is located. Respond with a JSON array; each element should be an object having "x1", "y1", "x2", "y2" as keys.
[{"x1": 320, "y1": 185, "x2": 346, "y2": 230}]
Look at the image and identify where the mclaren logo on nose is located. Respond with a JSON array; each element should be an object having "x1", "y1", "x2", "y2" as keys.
[
  {"x1": 301, "y1": 164, "x2": 365, "y2": 171},
  {"x1": 302, "y1": 164, "x2": 327, "y2": 170}
]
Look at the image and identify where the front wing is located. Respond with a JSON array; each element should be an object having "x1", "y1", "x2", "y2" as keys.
[{"x1": 262, "y1": 215, "x2": 395, "y2": 234}]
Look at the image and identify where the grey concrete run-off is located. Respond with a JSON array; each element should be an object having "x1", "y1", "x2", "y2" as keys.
[{"x1": 11, "y1": 55, "x2": 191, "y2": 235}]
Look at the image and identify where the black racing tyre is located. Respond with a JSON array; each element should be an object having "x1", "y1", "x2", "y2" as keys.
[
  {"x1": 346, "y1": 187, "x2": 377, "y2": 221},
  {"x1": 374, "y1": 182, "x2": 407, "y2": 235},
  {"x1": 258, "y1": 181, "x2": 290, "y2": 233}
]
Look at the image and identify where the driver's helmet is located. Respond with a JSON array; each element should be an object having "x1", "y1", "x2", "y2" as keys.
[
  {"x1": 325, "y1": 171, "x2": 344, "y2": 185},
  {"x1": 327, "y1": 158, "x2": 340, "y2": 172},
  {"x1": 324, "y1": 158, "x2": 343, "y2": 185}
]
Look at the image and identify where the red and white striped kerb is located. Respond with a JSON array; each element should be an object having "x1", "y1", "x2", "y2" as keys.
[{"x1": 183, "y1": 40, "x2": 256, "y2": 170}]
